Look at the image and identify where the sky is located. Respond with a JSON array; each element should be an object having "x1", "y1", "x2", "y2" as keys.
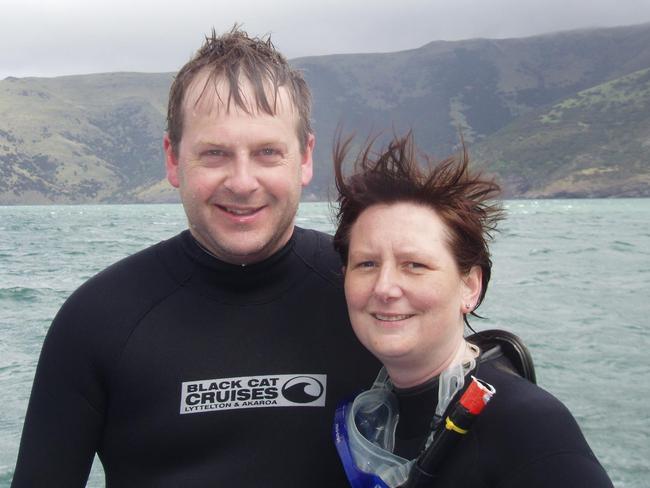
[{"x1": 2, "y1": 0, "x2": 650, "y2": 79}]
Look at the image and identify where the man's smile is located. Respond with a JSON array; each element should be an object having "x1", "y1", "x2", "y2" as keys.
[{"x1": 216, "y1": 205, "x2": 265, "y2": 216}]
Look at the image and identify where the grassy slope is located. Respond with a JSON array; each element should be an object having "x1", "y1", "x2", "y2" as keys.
[
  {"x1": 0, "y1": 73, "x2": 171, "y2": 203},
  {"x1": 473, "y1": 68, "x2": 650, "y2": 197}
]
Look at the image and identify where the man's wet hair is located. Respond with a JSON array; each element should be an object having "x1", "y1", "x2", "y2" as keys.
[
  {"x1": 333, "y1": 131, "x2": 503, "y2": 313},
  {"x1": 166, "y1": 25, "x2": 312, "y2": 154}
]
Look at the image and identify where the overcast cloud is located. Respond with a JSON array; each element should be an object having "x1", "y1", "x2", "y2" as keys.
[{"x1": 2, "y1": 0, "x2": 650, "y2": 79}]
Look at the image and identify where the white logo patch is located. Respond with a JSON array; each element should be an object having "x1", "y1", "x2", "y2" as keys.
[{"x1": 180, "y1": 374, "x2": 327, "y2": 414}]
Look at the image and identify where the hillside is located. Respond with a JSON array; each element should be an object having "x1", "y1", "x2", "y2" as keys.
[
  {"x1": 0, "y1": 73, "x2": 172, "y2": 204},
  {"x1": 296, "y1": 23, "x2": 650, "y2": 196},
  {"x1": 1, "y1": 23, "x2": 650, "y2": 203},
  {"x1": 473, "y1": 67, "x2": 650, "y2": 197}
]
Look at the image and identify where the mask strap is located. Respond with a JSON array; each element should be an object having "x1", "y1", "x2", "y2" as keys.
[
  {"x1": 424, "y1": 356, "x2": 477, "y2": 450},
  {"x1": 371, "y1": 367, "x2": 392, "y2": 390}
]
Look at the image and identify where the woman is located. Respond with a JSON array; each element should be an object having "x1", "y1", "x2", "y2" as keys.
[{"x1": 332, "y1": 133, "x2": 613, "y2": 487}]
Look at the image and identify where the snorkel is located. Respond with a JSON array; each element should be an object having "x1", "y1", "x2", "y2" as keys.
[{"x1": 401, "y1": 376, "x2": 495, "y2": 487}]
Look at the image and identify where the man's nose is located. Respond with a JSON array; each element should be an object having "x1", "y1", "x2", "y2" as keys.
[
  {"x1": 224, "y1": 158, "x2": 259, "y2": 195},
  {"x1": 373, "y1": 265, "x2": 403, "y2": 302}
]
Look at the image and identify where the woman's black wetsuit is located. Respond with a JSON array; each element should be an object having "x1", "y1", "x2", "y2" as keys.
[{"x1": 393, "y1": 355, "x2": 613, "y2": 487}]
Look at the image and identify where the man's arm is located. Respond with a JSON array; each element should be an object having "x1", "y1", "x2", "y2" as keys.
[{"x1": 12, "y1": 294, "x2": 105, "y2": 487}]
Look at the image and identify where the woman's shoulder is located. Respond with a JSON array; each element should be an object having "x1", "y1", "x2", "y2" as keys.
[
  {"x1": 470, "y1": 360, "x2": 612, "y2": 487},
  {"x1": 478, "y1": 360, "x2": 578, "y2": 430}
]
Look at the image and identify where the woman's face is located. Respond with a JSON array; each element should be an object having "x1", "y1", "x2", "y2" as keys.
[{"x1": 344, "y1": 202, "x2": 481, "y2": 379}]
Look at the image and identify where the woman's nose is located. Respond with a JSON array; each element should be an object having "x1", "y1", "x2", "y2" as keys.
[{"x1": 373, "y1": 266, "x2": 403, "y2": 301}]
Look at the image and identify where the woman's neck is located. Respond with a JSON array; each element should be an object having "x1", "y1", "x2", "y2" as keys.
[{"x1": 387, "y1": 337, "x2": 478, "y2": 389}]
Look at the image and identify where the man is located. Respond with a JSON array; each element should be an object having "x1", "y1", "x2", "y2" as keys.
[{"x1": 12, "y1": 27, "x2": 377, "y2": 487}]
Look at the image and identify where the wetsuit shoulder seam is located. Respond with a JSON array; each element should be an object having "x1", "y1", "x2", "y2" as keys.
[
  {"x1": 111, "y1": 282, "x2": 184, "y2": 379},
  {"x1": 106, "y1": 266, "x2": 192, "y2": 390},
  {"x1": 43, "y1": 379, "x2": 104, "y2": 420}
]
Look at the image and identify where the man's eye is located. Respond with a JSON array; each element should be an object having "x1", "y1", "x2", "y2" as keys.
[
  {"x1": 357, "y1": 261, "x2": 376, "y2": 268},
  {"x1": 204, "y1": 149, "x2": 228, "y2": 158},
  {"x1": 406, "y1": 262, "x2": 426, "y2": 269},
  {"x1": 256, "y1": 147, "x2": 283, "y2": 160}
]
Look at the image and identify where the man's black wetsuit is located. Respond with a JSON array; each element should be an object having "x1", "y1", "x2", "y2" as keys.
[
  {"x1": 12, "y1": 228, "x2": 378, "y2": 487},
  {"x1": 392, "y1": 355, "x2": 614, "y2": 487}
]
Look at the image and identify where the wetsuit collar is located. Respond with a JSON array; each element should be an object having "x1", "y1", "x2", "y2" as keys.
[{"x1": 174, "y1": 229, "x2": 311, "y2": 304}]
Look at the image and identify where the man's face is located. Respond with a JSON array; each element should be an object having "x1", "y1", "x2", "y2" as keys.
[{"x1": 164, "y1": 73, "x2": 314, "y2": 265}]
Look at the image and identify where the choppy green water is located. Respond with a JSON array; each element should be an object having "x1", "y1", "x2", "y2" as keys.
[{"x1": 1, "y1": 200, "x2": 648, "y2": 487}]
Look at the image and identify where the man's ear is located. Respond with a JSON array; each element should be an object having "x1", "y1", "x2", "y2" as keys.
[
  {"x1": 163, "y1": 133, "x2": 180, "y2": 188},
  {"x1": 300, "y1": 133, "x2": 315, "y2": 187}
]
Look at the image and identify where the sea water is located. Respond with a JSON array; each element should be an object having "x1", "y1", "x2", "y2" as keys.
[{"x1": 1, "y1": 200, "x2": 648, "y2": 487}]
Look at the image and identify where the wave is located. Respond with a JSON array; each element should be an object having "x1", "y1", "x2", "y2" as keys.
[{"x1": 0, "y1": 287, "x2": 42, "y2": 302}]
